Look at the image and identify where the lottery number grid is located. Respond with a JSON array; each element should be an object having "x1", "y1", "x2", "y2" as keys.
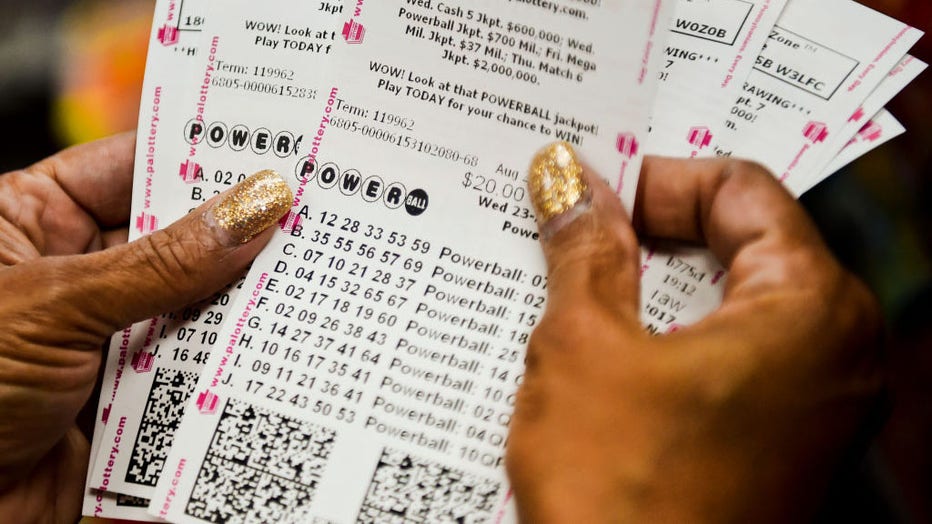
[
  {"x1": 127, "y1": 368, "x2": 200, "y2": 486},
  {"x1": 184, "y1": 399, "x2": 337, "y2": 523},
  {"x1": 356, "y1": 449, "x2": 501, "y2": 524}
]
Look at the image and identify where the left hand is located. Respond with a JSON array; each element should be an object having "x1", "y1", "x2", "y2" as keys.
[{"x1": 0, "y1": 132, "x2": 291, "y2": 522}]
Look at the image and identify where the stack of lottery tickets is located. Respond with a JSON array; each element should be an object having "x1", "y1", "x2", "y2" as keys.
[{"x1": 83, "y1": 1, "x2": 924, "y2": 522}]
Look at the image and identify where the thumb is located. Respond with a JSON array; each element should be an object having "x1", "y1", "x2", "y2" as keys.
[
  {"x1": 528, "y1": 142, "x2": 641, "y2": 324},
  {"x1": 59, "y1": 169, "x2": 293, "y2": 333}
]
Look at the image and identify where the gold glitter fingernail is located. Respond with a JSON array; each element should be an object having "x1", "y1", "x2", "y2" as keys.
[
  {"x1": 207, "y1": 170, "x2": 294, "y2": 245},
  {"x1": 528, "y1": 142, "x2": 589, "y2": 233}
]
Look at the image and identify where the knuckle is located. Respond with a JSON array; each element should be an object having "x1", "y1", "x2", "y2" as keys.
[
  {"x1": 505, "y1": 427, "x2": 538, "y2": 464},
  {"x1": 835, "y1": 274, "x2": 884, "y2": 347},
  {"x1": 830, "y1": 276, "x2": 886, "y2": 399},
  {"x1": 529, "y1": 308, "x2": 590, "y2": 354},
  {"x1": 0, "y1": 260, "x2": 105, "y2": 350},
  {"x1": 504, "y1": 438, "x2": 536, "y2": 489},
  {"x1": 691, "y1": 346, "x2": 759, "y2": 411},
  {"x1": 723, "y1": 158, "x2": 774, "y2": 183},
  {"x1": 509, "y1": 380, "x2": 543, "y2": 429},
  {"x1": 527, "y1": 304, "x2": 633, "y2": 377},
  {"x1": 783, "y1": 267, "x2": 885, "y2": 390},
  {"x1": 549, "y1": 242, "x2": 635, "y2": 301},
  {"x1": 849, "y1": 277, "x2": 883, "y2": 330},
  {"x1": 799, "y1": 260, "x2": 881, "y2": 335},
  {"x1": 525, "y1": 314, "x2": 578, "y2": 380},
  {"x1": 547, "y1": 210, "x2": 639, "y2": 272},
  {"x1": 748, "y1": 239, "x2": 837, "y2": 296},
  {"x1": 787, "y1": 246, "x2": 834, "y2": 288},
  {"x1": 132, "y1": 228, "x2": 208, "y2": 293},
  {"x1": 719, "y1": 158, "x2": 790, "y2": 205}
]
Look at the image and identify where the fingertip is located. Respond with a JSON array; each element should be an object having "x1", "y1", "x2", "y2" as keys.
[
  {"x1": 204, "y1": 170, "x2": 294, "y2": 246},
  {"x1": 526, "y1": 142, "x2": 588, "y2": 235},
  {"x1": 526, "y1": 142, "x2": 641, "y2": 316},
  {"x1": 528, "y1": 142, "x2": 635, "y2": 239},
  {"x1": 73, "y1": 169, "x2": 294, "y2": 330}
]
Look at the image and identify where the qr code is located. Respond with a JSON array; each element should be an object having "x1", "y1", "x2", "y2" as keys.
[
  {"x1": 185, "y1": 399, "x2": 336, "y2": 523},
  {"x1": 357, "y1": 449, "x2": 501, "y2": 524},
  {"x1": 126, "y1": 368, "x2": 199, "y2": 486},
  {"x1": 116, "y1": 494, "x2": 149, "y2": 508}
]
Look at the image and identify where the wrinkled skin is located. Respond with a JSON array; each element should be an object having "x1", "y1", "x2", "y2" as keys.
[
  {"x1": 507, "y1": 158, "x2": 883, "y2": 523},
  {"x1": 0, "y1": 133, "x2": 275, "y2": 523},
  {"x1": 0, "y1": 134, "x2": 883, "y2": 523}
]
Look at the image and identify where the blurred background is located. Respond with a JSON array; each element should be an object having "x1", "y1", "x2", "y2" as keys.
[{"x1": 0, "y1": 0, "x2": 927, "y2": 521}]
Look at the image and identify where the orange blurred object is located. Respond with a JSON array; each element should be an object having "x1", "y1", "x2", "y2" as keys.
[{"x1": 54, "y1": 0, "x2": 152, "y2": 146}]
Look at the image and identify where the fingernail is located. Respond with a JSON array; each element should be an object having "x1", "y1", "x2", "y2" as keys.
[
  {"x1": 207, "y1": 169, "x2": 293, "y2": 245},
  {"x1": 529, "y1": 142, "x2": 589, "y2": 235}
]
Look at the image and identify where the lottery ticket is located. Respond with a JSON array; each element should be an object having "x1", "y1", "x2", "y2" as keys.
[
  {"x1": 637, "y1": 0, "x2": 923, "y2": 335},
  {"x1": 646, "y1": 0, "x2": 786, "y2": 157},
  {"x1": 83, "y1": 0, "x2": 209, "y2": 518},
  {"x1": 799, "y1": 54, "x2": 926, "y2": 193},
  {"x1": 82, "y1": 0, "x2": 924, "y2": 522},
  {"x1": 146, "y1": 0, "x2": 674, "y2": 522}
]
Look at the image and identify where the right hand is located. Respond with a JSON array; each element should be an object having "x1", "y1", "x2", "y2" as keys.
[{"x1": 507, "y1": 143, "x2": 884, "y2": 522}]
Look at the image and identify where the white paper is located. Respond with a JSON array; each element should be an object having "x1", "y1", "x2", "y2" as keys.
[
  {"x1": 638, "y1": 0, "x2": 923, "y2": 335},
  {"x1": 83, "y1": 327, "x2": 157, "y2": 520},
  {"x1": 639, "y1": 0, "x2": 785, "y2": 334},
  {"x1": 819, "y1": 108, "x2": 905, "y2": 180},
  {"x1": 83, "y1": 0, "x2": 207, "y2": 518},
  {"x1": 716, "y1": 0, "x2": 921, "y2": 186},
  {"x1": 796, "y1": 54, "x2": 926, "y2": 194},
  {"x1": 646, "y1": 0, "x2": 786, "y2": 157},
  {"x1": 87, "y1": 0, "x2": 347, "y2": 510},
  {"x1": 148, "y1": 0, "x2": 673, "y2": 522},
  {"x1": 81, "y1": 0, "x2": 925, "y2": 520}
]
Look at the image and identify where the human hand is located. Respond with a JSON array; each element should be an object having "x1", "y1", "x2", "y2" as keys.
[
  {"x1": 0, "y1": 133, "x2": 293, "y2": 521},
  {"x1": 506, "y1": 143, "x2": 883, "y2": 523}
]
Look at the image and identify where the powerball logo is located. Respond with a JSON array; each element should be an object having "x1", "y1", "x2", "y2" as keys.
[
  {"x1": 135, "y1": 213, "x2": 159, "y2": 235},
  {"x1": 197, "y1": 390, "x2": 220, "y2": 414},
  {"x1": 156, "y1": 0, "x2": 180, "y2": 45},
  {"x1": 616, "y1": 133, "x2": 639, "y2": 159},
  {"x1": 856, "y1": 121, "x2": 882, "y2": 143},
  {"x1": 614, "y1": 132, "x2": 640, "y2": 196},
  {"x1": 687, "y1": 126, "x2": 713, "y2": 150},
  {"x1": 848, "y1": 107, "x2": 865, "y2": 123},
  {"x1": 343, "y1": 0, "x2": 366, "y2": 44},
  {"x1": 803, "y1": 121, "x2": 828, "y2": 144},
  {"x1": 179, "y1": 160, "x2": 203, "y2": 183},
  {"x1": 131, "y1": 351, "x2": 154, "y2": 373},
  {"x1": 157, "y1": 25, "x2": 179, "y2": 46}
]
